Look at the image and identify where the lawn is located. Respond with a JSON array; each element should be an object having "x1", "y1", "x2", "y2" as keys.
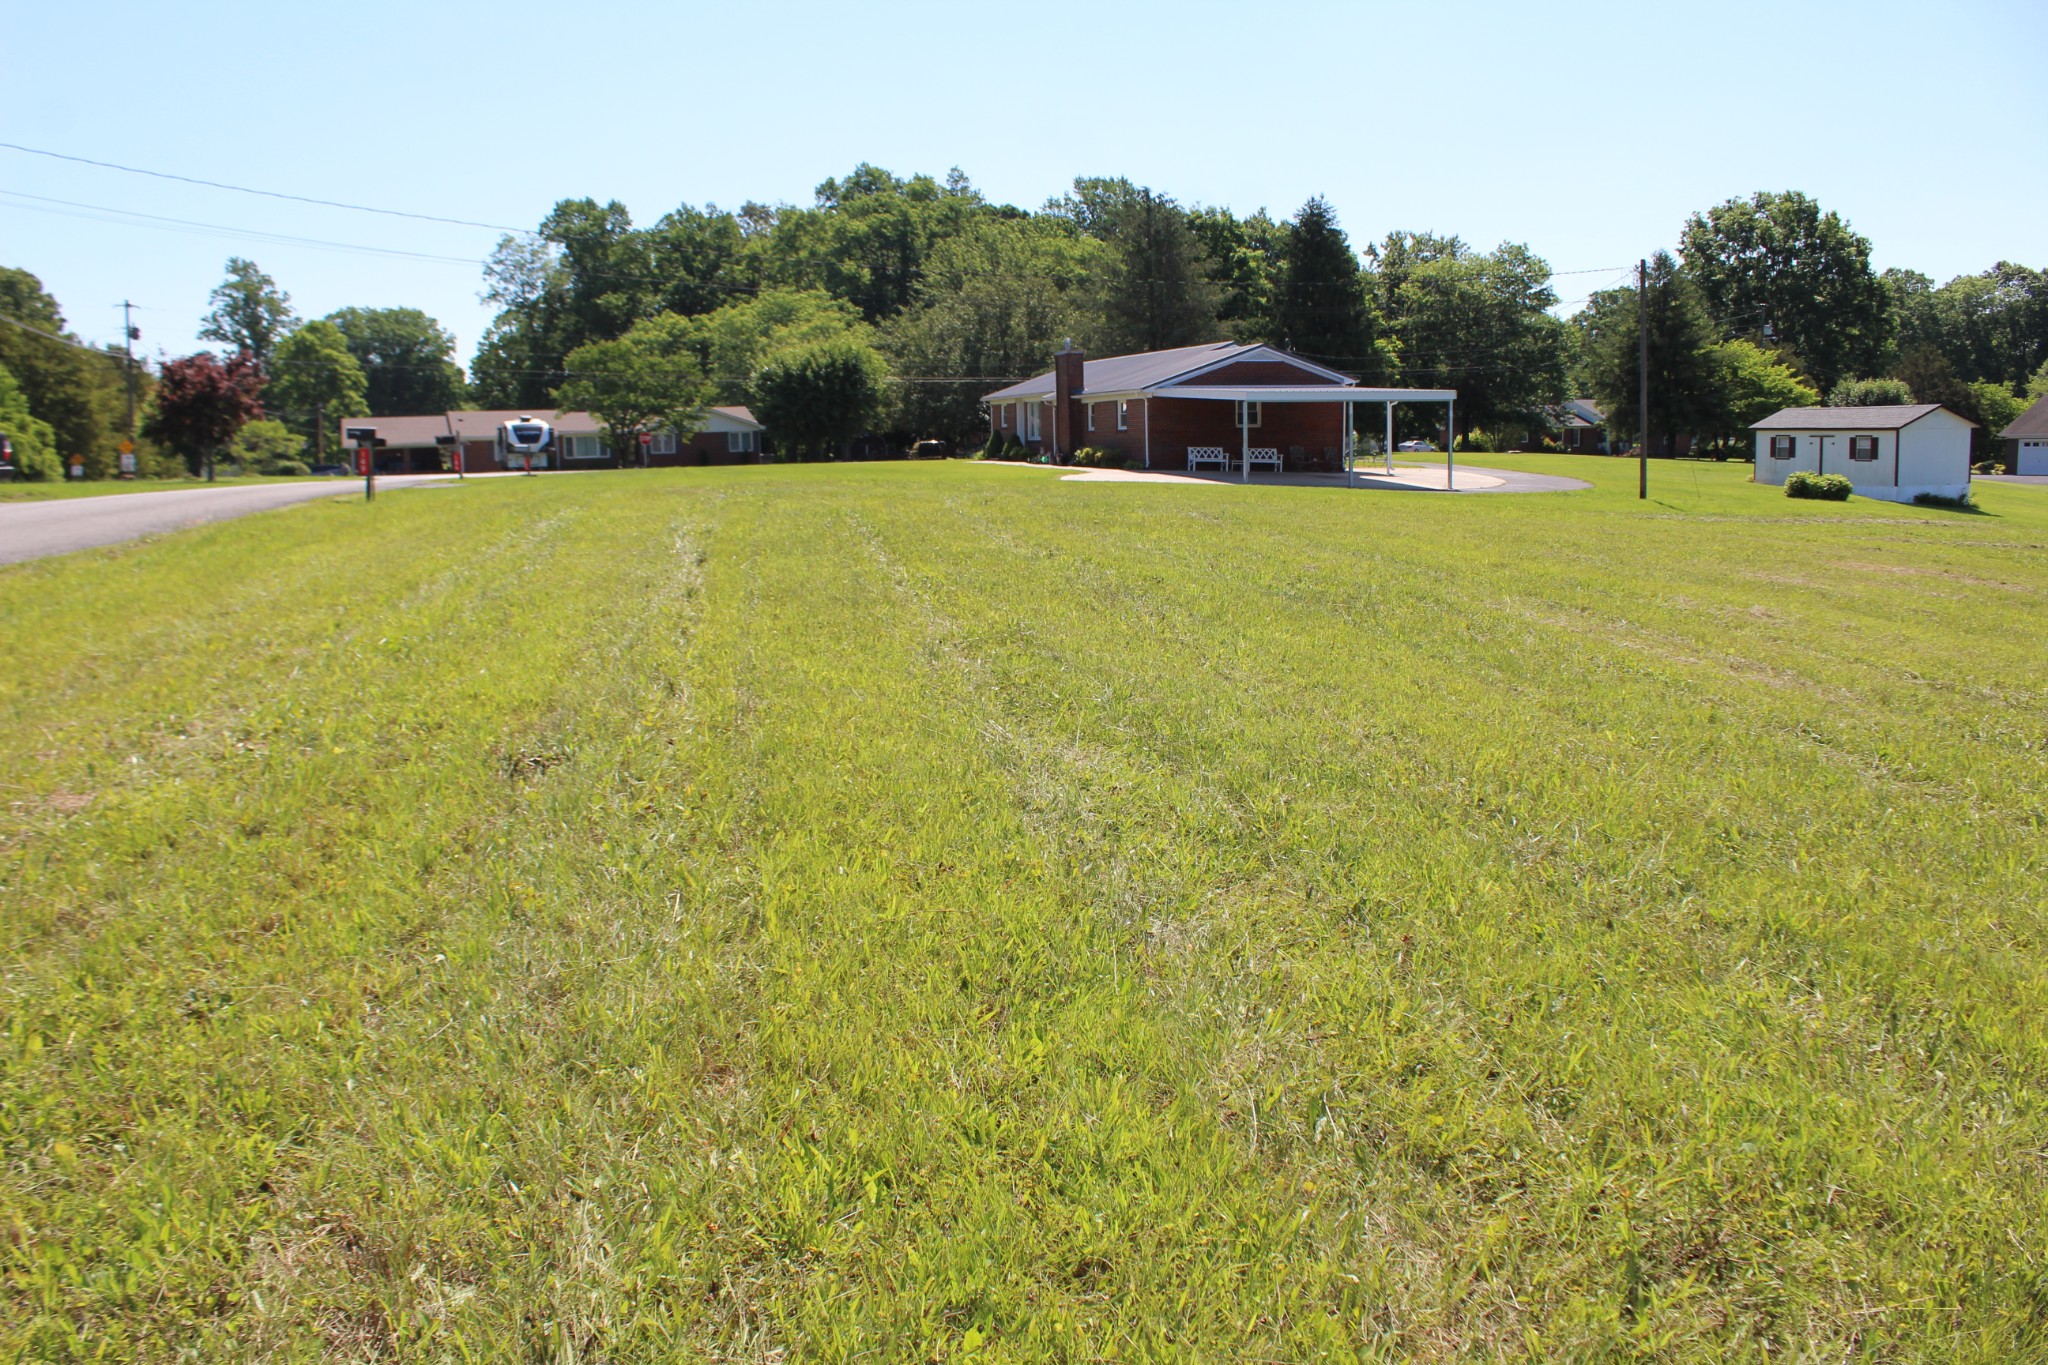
[
  {"x1": 3, "y1": 459, "x2": 2046, "y2": 1362},
  {"x1": 0, "y1": 474, "x2": 344, "y2": 502}
]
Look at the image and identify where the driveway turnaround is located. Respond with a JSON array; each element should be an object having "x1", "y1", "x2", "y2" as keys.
[{"x1": 0, "y1": 475, "x2": 458, "y2": 566}]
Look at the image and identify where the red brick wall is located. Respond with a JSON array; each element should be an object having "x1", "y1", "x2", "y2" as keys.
[
  {"x1": 1079, "y1": 399, "x2": 1147, "y2": 465},
  {"x1": 1147, "y1": 398, "x2": 1346, "y2": 471}
]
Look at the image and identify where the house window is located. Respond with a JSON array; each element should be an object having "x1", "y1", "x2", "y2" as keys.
[
  {"x1": 1234, "y1": 400, "x2": 1262, "y2": 428},
  {"x1": 1023, "y1": 402, "x2": 1041, "y2": 441},
  {"x1": 567, "y1": 434, "x2": 605, "y2": 460},
  {"x1": 999, "y1": 404, "x2": 1010, "y2": 430},
  {"x1": 1849, "y1": 434, "x2": 1879, "y2": 462},
  {"x1": 1087, "y1": 404, "x2": 1095, "y2": 432},
  {"x1": 1117, "y1": 400, "x2": 1128, "y2": 431},
  {"x1": 727, "y1": 430, "x2": 757, "y2": 454},
  {"x1": 649, "y1": 431, "x2": 678, "y2": 456},
  {"x1": 1769, "y1": 434, "x2": 1796, "y2": 460}
]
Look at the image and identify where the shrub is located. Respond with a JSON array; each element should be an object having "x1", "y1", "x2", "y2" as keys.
[
  {"x1": 1785, "y1": 471, "x2": 1852, "y2": 501},
  {"x1": 1455, "y1": 429, "x2": 1499, "y2": 453},
  {"x1": 267, "y1": 459, "x2": 312, "y2": 477},
  {"x1": 1069, "y1": 446, "x2": 1130, "y2": 469},
  {"x1": 1912, "y1": 490, "x2": 1976, "y2": 511},
  {"x1": 1972, "y1": 459, "x2": 2005, "y2": 475}
]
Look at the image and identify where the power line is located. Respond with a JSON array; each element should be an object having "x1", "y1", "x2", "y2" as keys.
[
  {"x1": 0, "y1": 312, "x2": 129, "y2": 363},
  {"x1": 0, "y1": 192, "x2": 487, "y2": 265},
  {"x1": 0, "y1": 142, "x2": 527, "y2": 234}
]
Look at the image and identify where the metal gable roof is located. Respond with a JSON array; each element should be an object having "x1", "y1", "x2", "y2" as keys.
[
  {"x1": 1749, "y1": 403, "x2": 1970, "y2": 431},
  {"x1": 981, "y1": 341, "x2": 1365, "y2": 402}
]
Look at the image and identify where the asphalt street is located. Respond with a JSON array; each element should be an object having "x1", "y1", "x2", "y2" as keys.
[{"x1": 0, "y1": 475, "x2": 459, "y2": 566}]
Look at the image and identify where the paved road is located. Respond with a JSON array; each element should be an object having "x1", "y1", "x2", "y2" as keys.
[
  {"x1": 0, "y1": 475, "x2": 458, "y2": 566},
  {"x1": 1978, "y1": 474, "x2": 2048, "y2": 487}
]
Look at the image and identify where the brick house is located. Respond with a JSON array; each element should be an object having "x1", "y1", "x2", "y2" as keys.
[
  {"x1": 339, "y1": 406, "x2": 766, "y2": 472},
  {"x1": 982, "y1": 341, "x2": 1456, "y2": 476}
]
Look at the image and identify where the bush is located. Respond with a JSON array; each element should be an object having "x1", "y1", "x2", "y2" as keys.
[
  {"x1": 1973, "y1": 459, "x2": 2005, "y2": 475},
  {"x1": 1912, "y1": 490, "x2": 1976, "y2": 511},
  {"x1": 266, "y1": 459, "x2": 312, "y2": 477},
  {"x1": 1069, "y1": 446, "x2": 1131, "y2": 469},
  {"x1": 1455, "y1": 429, "x2": 1500, "y2": 453},
  {"x1": 1785, "y1": 471, "x2": 1852, "y2": 501}
]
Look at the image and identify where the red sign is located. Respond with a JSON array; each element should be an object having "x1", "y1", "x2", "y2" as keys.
[
  {"x1": 356, "y1": 447, "x2": 371, "y2": 476},
  {"x1": 638, "y1": 431, "x2": 653, "y2": 445},
  {"x1": 453, "y1": 446, "x2": 464, "y2": 473}
]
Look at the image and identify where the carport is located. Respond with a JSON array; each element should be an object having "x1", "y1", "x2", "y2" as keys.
[{"x1": 1159, "y1": 385, "x2": 1463, "y2": 488}]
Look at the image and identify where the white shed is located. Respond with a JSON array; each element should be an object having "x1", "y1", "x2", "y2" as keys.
[{"x1": 1749, "y1": 404, "x2": 1974, "y2": 502}]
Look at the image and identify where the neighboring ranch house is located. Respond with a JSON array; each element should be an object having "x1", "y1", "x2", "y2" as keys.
[
  {"x1": 2000, "y1": 393, "x2": 2048, "y2": 475},
  {"x1": 983, "y1": 341, "x2": 1456, "y2": 475},
  {"x1": 337, "y1": 406, "x2": 765, "y2": 472},
  {"x1": 1749, "y1": 404, "x2": 1974, "y2": 502},
  {"x1": 1550, "y1": 398, "x2": 1609, "y2": 454}
]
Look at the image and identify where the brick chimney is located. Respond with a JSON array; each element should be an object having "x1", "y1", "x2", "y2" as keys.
[{"x1": 1053, "y1": 339, "x2": 1084, "y2": 459}]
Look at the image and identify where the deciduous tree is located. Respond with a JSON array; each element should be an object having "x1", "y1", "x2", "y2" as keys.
[
  {"x1": 554, "y1": 314, "x2": 711, "y2": 466},
  {"x1": 751, "y1": 337, "x2": 890, "y2": 459},
  {"x1": 0, "y1": 361, "x2": 61, "y2": 480},
  {"x1": 268, "y1": 321, "x2": 368, "y2": 464},
  {"x1": 1389, "y1": 240, "x2": 1566, "y2": 438},
  {"x1": 325, "y1": 307, "x2": 465, "y2": 416},
  {"x1": 145, "y1": 351, "x2": 264, "y2": 479},
  {"x1": 0, "y1": 267, "x2": 123, "y2": 474},
  {"x1": 199, "y1": 258, "x2": 297, "y2": 371},
  {"x1": 882, "y1": 219, "x2": 1104, "y2": 440},
  {"x1": 1678, "y1": 191, "x2": 1889, "y2": 392}
]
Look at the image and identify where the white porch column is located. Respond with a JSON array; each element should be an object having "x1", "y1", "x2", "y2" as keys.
[
  {"x1": 1384, "y1": 401, "x2": 1394, "y2": 475},
  {"x1": 1240, "y1": 401, "x2": 1249, "y2": 484},
  {"x1": 1446, "y1": 398, "x2": 1456, "y2": 492},
  {"x1": 1345, "y1": 400, "x2": 1354, "y2": 487}
]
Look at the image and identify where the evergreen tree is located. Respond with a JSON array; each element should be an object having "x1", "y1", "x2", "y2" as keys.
[
  {"x1": 1270, "y1": 196, "x2": 1377, "y2": 376},
  {"x1": 1089, "y1": 188, "x2": 1220, "y2": 356},
  {"x1": 1580, "y1": 252, "x2": 1722, "y2": 454}
]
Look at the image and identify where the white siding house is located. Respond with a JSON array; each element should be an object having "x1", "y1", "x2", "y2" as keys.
[{"x1": 1750, "y1": 404, "x2": 1974, "y2": 502}]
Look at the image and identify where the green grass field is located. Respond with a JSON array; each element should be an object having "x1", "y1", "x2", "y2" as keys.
[{"x1": 4, "y1": 458, "x2": 2046, "y2": 1362}]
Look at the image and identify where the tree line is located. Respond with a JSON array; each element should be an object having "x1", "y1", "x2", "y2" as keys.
[{"x1": 4, "y1": 170, "x2": 2044, "y2": 478}]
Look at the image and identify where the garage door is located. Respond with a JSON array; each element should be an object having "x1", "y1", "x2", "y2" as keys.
[{"x1": 2022, "y1": 440, "x2": 2048, "y2": 476}]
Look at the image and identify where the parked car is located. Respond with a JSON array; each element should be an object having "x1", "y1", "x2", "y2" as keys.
[
  {"x1": 309, "y1": 463, "x2": 349, "y2": 476},
  {"x1": 1396, "y1": 440, "x2": 1437, "y2": 453},
  {"x1": 908, "y1": 439, "x2": 949, "y2": 460}
]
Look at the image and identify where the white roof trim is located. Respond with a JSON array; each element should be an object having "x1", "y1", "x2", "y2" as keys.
[
  {"x1": 1160, "y1": 344, "x2": 1356, "y2": 388},
  {"x1": 1161, "y1": 385, "x2": 1458, "y2": 403}
]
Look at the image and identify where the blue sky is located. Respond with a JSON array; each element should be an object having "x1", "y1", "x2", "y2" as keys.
[{"x1": 7, "y1": 0, "x2": 2042, "y2": 368}]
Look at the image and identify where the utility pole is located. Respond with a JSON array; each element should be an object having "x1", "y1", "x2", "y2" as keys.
[
  {"x1": 1637, "y1": 259, "x2": 1649, "y2": 501},
  {"x1": 121, "y1": 302, "x2": 138, "y2": 445}
]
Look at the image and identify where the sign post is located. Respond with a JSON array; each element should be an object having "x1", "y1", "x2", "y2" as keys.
[
  {"x1": 435, "y1": 433, "x2": 462, "y2": 479},
  {"x1": 638, "y1": 429, "x2": 652, "y2": 470},
  {"x1": 345, "y1": 426, "x2": 378, "y2": 502},
  {"x1": 117, "y1": 439, "x2": 136, "y2": 478}
]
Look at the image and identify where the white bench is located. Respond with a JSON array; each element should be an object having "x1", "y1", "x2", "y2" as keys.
[
  {"x1": 1187, "y1": 446, "x2": 1230, "y2": 472},
  {"x1": 1246, "y1": 447, "x2": 1282, "y2": 473}
]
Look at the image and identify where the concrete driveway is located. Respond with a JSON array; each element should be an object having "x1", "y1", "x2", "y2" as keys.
[{"x1": 0, "y1": 475, "x2": 461, "y2": 566}]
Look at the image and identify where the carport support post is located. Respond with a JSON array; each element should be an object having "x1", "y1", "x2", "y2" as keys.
[
  {"x1": 1240, "y1": 401, "x2": 1249, "y2": 484},
  {"x1": 1345, "y1": 400, "x2": 1354, "y2": 487},
  {"x1": 1385, "y1": 401, "x2": 1394, "y2": 475},
  {"x1": 1446, "y1": 398, "x2": 1455, "y2": 492}
]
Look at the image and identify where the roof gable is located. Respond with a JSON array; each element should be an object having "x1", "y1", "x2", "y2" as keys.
[
  {"x1": 2001, "y1": 393, "x2": 2048, "y2": 441},
  {"x1": 982, "y1": 341, "x2": 1356, "y2": 401}
]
